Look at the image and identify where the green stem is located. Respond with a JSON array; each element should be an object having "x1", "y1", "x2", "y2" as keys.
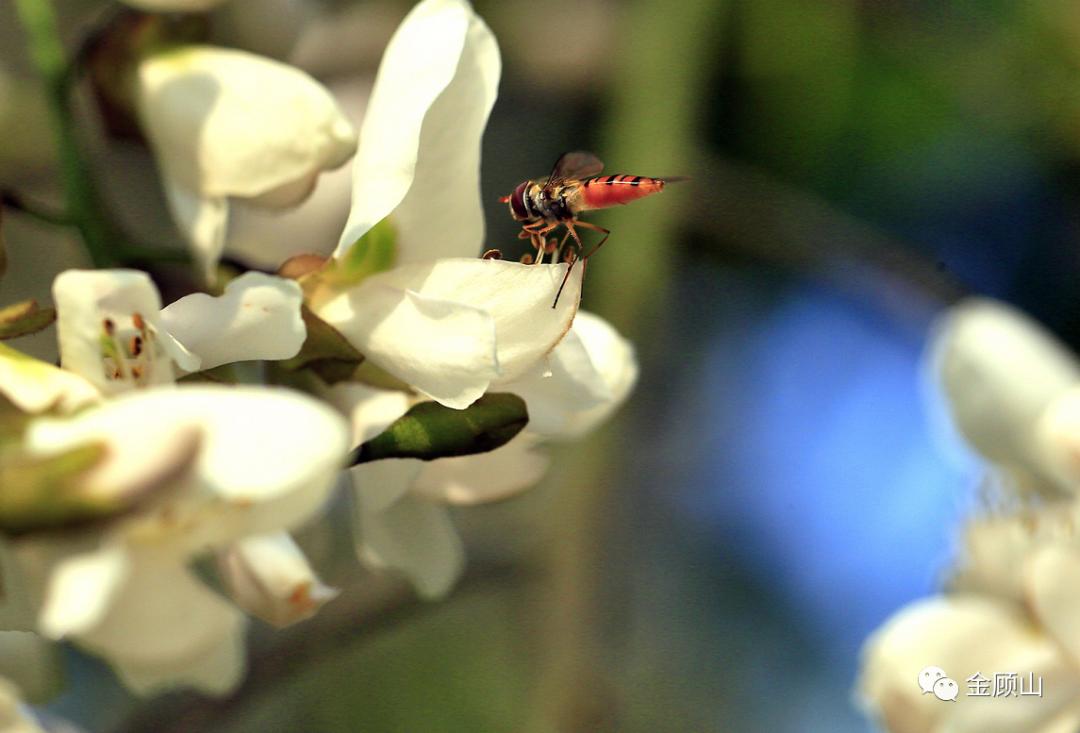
[
  {"x1": 14, "y1": 0, "x2": 119, "y2": 268},
  {"x1": 527, "y1": 2, "x2": 725, "y2": 732}
]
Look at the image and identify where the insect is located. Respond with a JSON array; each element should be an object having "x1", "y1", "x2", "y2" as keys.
[{"x1": 499, "y1": 151, "x2": 681, "y2": 307}]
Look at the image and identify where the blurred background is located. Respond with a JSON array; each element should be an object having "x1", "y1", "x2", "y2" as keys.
[{"x1": 6, "y1": 0, "x2": 1080, "y2": 730}]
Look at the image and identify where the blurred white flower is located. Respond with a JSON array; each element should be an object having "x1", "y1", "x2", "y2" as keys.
[
  {"x1": 215, "y1": 532, "x2": 338, "y2": 628},
  {"x1": 859, "y1": 595, "x2": 1080, "y2": 733},
  {"x1": 931, "y1": 298, "x2": 1080, "y2": 496},
  {"x1": 859, "y1": 297, "x2": 1080, "y2": 732},
  {"x1": 53, "y1": 269, "x2": 305, "y2": 395},
  {"x1": 134, "y1": 46, "x2": 357, "y2": 279},
  {"x1": 5, "y1": 385, "x2": 350, "y2": 695},
  {"x1": 312, "y1": 0, "x2": 586, "y2": 409},
  {"x1": 0, "y1": 344, "x2": 99, "y2": 415}
]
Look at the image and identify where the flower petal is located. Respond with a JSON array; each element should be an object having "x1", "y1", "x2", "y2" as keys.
[
  {"x1": 354, "y1": 492, "x2": 464, "y2": 599},
  {"x1": 412, "y1": 432, "x2": 549, "y2": 505},
  {"x1": 349, "y1": 459, "x2": 423, "y2": 514},
  {"x1": 23, "y1": 386, "x2": 350, "y2": 552},
  {"x1": 39, "y1": 544, "x2": 129, "y2": 640},
  {"x1": 1030, "y1": 387, "x2": 1080, "y2": 492},
  {"x1": 0, "y1": 344, "x2": 99, "y2": 414},
  {"x1": 931, "y1": 299, "x2": 1080, "y2": 491},
  {"x1": 53, "y1": 269, "x2": 199, "y2": 394},
  {"x1": 1027, "y1": 543, "x2": 1080, "y2": 665},
  {"x1": 159, "y1": 272, "x2": 306, "y2": 370},
  {"x1": 316, "y1": 259, "x2": 582, "y2": 408},
  {"x1": 318, "y1": 285, "x2": 495, "y2": 409},
  {"x1": 335, "y1": 0, "x2": 499, "y2": 262},
  {"x1": 859, "y1": 595, "x2": 1080, "y2": 733},
  {"x1": 136, "y1": 46, "x2": 357, "y2": 200},
  {"x1": 217, "y1": 532, "x2": 338, "y2": 628},
  {"x1": 71, "y1": 551, "x2": 245, "y2": 696},
  {"x1": 500, "y1": 310, "x2": 637, "y2": 437},
  {"x1": 322, "y1": 383, "x2": 412, "y2": 447},
  {"x1": 162, "y1": 180, "x2": 229, "y2": 284}
]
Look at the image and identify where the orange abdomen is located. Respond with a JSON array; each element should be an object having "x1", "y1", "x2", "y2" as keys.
[{"x1": 579, "y1": 175, "x2": 666, "y2": 210}]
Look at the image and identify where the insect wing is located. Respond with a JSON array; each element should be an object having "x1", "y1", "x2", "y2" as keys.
[{"x1": 542, "y1": 151, "x2": 604, "y2": 194}]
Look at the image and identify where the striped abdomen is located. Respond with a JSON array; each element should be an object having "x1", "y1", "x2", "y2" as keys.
[{"x1": 578, "y1": 175, "x2": 666, "y2": 211}]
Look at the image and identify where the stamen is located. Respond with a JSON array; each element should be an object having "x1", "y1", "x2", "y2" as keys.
[
  {"x1": 481, "y1": 248, "x2": 503, "y2": 260},
  {"x1": 129, "y1": 335, "x2": 143, "y2": 357},
  {"x1": 520, "y1": 253, "x2": 534, "y2": 265},
  {"x1": 103, "y1": 318, "x2": 116, "y2": 335},
  {"x1": 132, "y1": 312, "x2": 146, "y2": 331}
]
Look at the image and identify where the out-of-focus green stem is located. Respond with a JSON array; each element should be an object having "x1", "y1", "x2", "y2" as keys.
[
  {"x1": 14, "y1": 0, "x2": 118, "y2": 268},
  {"x1": 529, "y1": 1, "x2": 725, "y2": 732},
  {"x1": 589, "y1": 0, "x2": 719, "y2": 337}
]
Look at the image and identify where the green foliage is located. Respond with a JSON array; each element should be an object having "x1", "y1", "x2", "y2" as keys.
[
  {"x1": 351, "y1": 393, "x2": 529, "y2": 464},
  {"x1": 321, "y1": 218, "x2": 397, "y2": 288},
  {"x1": 279, "y1": 306, "x2": 365, "y2": 384}
]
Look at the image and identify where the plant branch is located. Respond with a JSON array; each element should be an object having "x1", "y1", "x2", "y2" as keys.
[
  {"x1": 14, "y1": 0, "x2": 120, "y2": 268},
  {"x1": 0, "y1": 190, "x2": 71, "y2": 228}
]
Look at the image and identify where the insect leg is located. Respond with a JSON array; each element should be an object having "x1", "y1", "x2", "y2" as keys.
[
  {"x1": 574, "y1": 220, "x2": 611, "y2": 259},
  {"x1": 551, "y1": 220, "x2": 587, "y2": 308}
]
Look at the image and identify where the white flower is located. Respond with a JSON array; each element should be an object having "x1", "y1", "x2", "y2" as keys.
[
  {"x1": 501, "y1": 310, "x2": 639, "y2": 437},
  {"x1": 860, "y1": 507, "x2": 1080, "y2": 731},
  {"x1": 53, "y1": 269, "x2": 305, "y2": 395},
  {"x1": 859, "y1": 297, "x2": 1080, "y2": 732},
  {"x1": 331, "y1": 308, "x2": 636, "y2": 598},
  {"x1": 0, "y1": 344, "x2": 98, "y2": 415},
  {"x1": 347, "y1": 433, "x2": 550, "y2": 598},
  {"x1": 335, "y1": 0, "x2": 498, "y2": 264},
  {"x1": 215, "y1": 532, "x2": 338, "y2": 628},
  {"x1": 930, "y1": 298, "x2": 1080, "y2": 495},
  {"x1": 134, "y1": 46, "x2": 357, "y2": 279},
  {"x1": 7, "y1": 385, "x2": 350, "y2": 695},
  {"x1": 49, "y1": 267, "x2": 337, "y2": 625},
  {"x1": 859, "y1": 595, "x2": 1080, "y2": 733},
  {"x1": 312, "y1": 0, "x2": 586, "y2": 410},
  {"x1": 315, "y1": 259, "x2": 583, "y2": 409}
]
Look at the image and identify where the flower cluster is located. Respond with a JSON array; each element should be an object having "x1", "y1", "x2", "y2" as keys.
[
  {"x1": 0, "y1": 0, "x2": 637, "y2": 708},
  {"x1": 858, "y1": 299, "x2": 1080, "y2": 732}
]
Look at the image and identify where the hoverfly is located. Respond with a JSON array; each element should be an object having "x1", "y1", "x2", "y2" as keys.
[{"x1": 499, "y1": 151, "x2": 682, "y2": 307}]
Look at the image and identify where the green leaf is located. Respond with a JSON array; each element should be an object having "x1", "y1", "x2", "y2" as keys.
[
  {"x1": 0, "y1": 300, "x2": 55, "y2": 340},
  {"x1": 350, "y1": 393, "x2": 529, "y2": 464},
  {"x1": 279, "y1": 306, "x2": 364, "y2": 382},
  {"x1": 319, "y1": 217, "x2": 397, "y2": 288}
]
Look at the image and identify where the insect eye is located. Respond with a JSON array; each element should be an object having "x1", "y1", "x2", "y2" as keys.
[{"x1": 510, "y1": 182, "x2": 529, "y2": 219}]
